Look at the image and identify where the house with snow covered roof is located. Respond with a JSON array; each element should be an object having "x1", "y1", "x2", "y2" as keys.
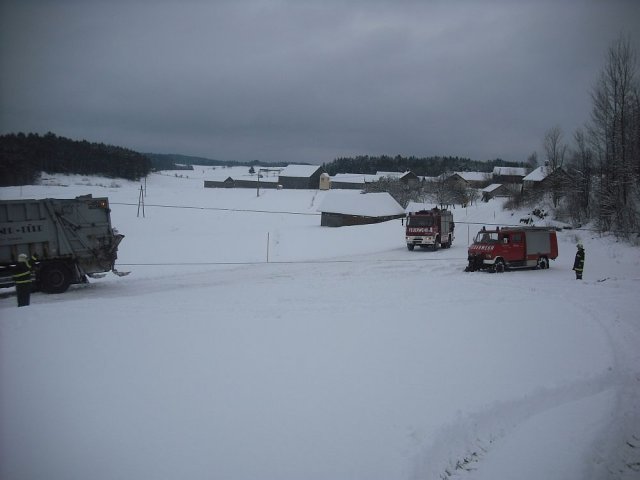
[
  {"x1": 278, "y1": 164, "x2": 325, "y2": 189},
  {"x1": 456, "y1": 171, "x2": 492, "y2": 187},
  {"x1": 329, "y1": 171, "x2": 420, "y2": 190},
  {"x1": 329, "y1": 173, "x2": 380, "y2": 190},
  {"x1": 318, "y1": 191, "x2": 405, "y2": 227},
  {"x1": 444, "y1": 171, "x2": 491, "y2": 189},
  {"x1": 523, "y1": 165, "x2": 552, "y2": 183},
  {"x1": 376, "y1": 171, "x2": 420, "y2": 186},
  {"x1": 522, "y1": 165, "x2": 569, "y2": 194},
  {"x1": 492, "y1": 166, "x2": 529, "y2": 184},
  {"x1": 376, "y1": 171, "x2": 402, "y2": 179}
]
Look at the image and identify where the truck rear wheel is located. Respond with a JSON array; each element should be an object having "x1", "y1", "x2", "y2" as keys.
[
  {"x1": 537, "y1": 256, "x2": 549, "y2": 269},
  {"x1": 39, "y1": 262, "x2": 72, "y2": 294}
]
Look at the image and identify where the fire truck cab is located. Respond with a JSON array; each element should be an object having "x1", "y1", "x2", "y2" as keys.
[{"x1": 466, "y1": 226, "x2": 558, "y2": 272}]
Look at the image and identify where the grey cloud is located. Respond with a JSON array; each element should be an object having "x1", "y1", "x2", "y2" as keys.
[{"x1": 1, "y1": 0, "x2": 639, "y2": 163}]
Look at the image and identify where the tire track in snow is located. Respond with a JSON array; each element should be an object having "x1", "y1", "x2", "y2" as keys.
[
  {"x1": 572, "y1": 282, "x2": 640, "y2": 480},
  {"x1": 410, "y1": 278, "x2": 640, "y2": 480},
  {"x1": 409, "y1": 371, "x2": 624, "y2": 480}
]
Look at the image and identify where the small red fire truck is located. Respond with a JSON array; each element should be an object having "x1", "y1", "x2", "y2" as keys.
[
  {"x1": 465, "y1": 226, "x2": 558, "y2": 272},
  {"x1": 405, "y1": 208, "x2": 454, "y2": 251}
]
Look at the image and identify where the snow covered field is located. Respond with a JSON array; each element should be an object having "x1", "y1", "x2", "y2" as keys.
[{"x1": 1, "y1": 168, "x2": 639, "y2": 480}]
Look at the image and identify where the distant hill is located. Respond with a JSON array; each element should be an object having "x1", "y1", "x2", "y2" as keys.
[
  {"x1": 0, "y1": 132, "x2": 151, "y2": 186},
  {"x1": 1, "y1": 131, "x2": 526, "y2": 187},
  {"x1": 145, "y1": 153, "x2": 290, "y2": 170}
]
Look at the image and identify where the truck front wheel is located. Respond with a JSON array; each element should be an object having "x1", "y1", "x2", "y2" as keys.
[
  {"x1": 39, "y1": 262, "x2": 72, "y2": 294},
  {"x1": 407, "y1": 244, "x2": 415, "y2": 251},
  {"x1": 494, "y1": 258, "x2": 506, "y2": 273}
]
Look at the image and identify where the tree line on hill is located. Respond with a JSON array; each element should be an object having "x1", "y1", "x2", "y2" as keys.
[
  {"x1": 533, "y1": 36, "x2": 640, "y2": 238},
  {"x1": 322, "y1": 155, "x2": 522, "y2": 177},
  {"x1": 0, "y1": 132, "x2": 152, "y2": 186}
]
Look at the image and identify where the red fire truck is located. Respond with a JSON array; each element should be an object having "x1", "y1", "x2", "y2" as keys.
[
  {"x1": 405, "y1": 208, "x2": 454, "y2": 250},
  {"x1": 465, "y1": 226, "x2": 558, "y2": 272}
]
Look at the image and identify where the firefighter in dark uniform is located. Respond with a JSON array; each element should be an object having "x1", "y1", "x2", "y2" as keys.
[
  {"x1": 573, "y1": 243, "x2": 585, "y2": 280},
  {"x1": 13, "y1": 253, "x2": 34, "y2": 306}
]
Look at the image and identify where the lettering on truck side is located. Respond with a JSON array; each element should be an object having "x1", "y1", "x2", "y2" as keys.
[
  {"x1": 0, "y1": 222, "x2": 48, "y2": 245},
  {"x1": 0, "y1": 223, "x2": 45, "y2": 235}
]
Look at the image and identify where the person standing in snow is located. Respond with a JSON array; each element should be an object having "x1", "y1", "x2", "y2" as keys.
[
  {"x1": 573, "y1": 243, "x2": 585, "y2": 280},
  {"x1": 13, "y1": 253, "x2": 34, "y2": 306}
]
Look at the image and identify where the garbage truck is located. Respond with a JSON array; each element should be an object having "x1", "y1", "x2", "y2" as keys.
[{"x1": 0, "y1": 195, "x2": 127, "y2": 293}]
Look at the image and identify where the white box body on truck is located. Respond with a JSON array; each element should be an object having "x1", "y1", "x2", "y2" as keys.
[{"x1": 0, "y1": 195, "x2": 126, "y2": 293}]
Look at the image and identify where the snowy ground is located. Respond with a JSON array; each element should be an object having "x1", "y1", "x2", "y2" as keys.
[{"x1": 1, "y1": 168, "x2": 639, "y2": 480}]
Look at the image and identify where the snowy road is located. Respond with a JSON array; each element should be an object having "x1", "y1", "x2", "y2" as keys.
[{"x1": 2, "y1": 245, "x2": 639, "y2": 479}]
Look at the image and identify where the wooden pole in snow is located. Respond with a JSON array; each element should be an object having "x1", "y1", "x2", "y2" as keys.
[{"x1": 137, "y1": 185, "x2": 145, "y2": 218}]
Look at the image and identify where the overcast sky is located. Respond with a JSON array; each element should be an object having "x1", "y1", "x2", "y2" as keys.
[{"x1": 1, "y1": 0, "x2": 639, "y2": 165}]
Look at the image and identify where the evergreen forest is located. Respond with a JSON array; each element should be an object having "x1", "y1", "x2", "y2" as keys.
[{"x1": 0, "y1": 132, "x2": 152, "y2": 186}]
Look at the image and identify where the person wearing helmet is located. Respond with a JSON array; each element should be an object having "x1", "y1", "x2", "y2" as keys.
[
  {"x1": 573, "y1": 243, "x2": 585, "y2": 280},
  {"x1": 13, "y1": 253, "x2": 34, "y2": 306}
]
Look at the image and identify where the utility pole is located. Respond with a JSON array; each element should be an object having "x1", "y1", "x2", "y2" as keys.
[
  {"x1": 137, "y1": 185, "x2": 145, "y2": 218},
  {"x1": 256, "y1": 168, "x2": 282, "y2": 197}
]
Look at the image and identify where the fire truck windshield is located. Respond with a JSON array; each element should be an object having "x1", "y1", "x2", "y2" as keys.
[
  {"x1": 408, "y1": 216, "x2": 434, "y2": 227},
  {"x1": 474, "y1": 231, "x2": 499, "y2": 243}
]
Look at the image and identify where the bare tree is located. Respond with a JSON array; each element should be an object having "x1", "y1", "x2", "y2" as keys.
[
  {"x1": 542, "y1": 125, "x2": 568, "y2": 207},
  {"x1": 363, "y1": 177, "x2": 423, "y2": 208},
  {"x1": 543, "y1": 125, "x2": 567, "y2": 171},
  {"x1": 588, "y1": 35, "x2": 640, "y2": 234},
  {"x1": 565, "y1": 127, "x2": 594, "y2": 224}
]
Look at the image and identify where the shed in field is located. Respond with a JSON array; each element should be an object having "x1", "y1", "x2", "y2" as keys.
[
  {"x1": 318, "y1": 191, "x2": 405, "y2": 227},
  {"x1": 204, "y1": 177, "x2": 235, "y2": 188},
  {"x1": 481, "y1": 183, "x2": 513, "y2": 201},
  {"x1": 278, "y1": 165, "x2": 325, "y2": 189}
]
